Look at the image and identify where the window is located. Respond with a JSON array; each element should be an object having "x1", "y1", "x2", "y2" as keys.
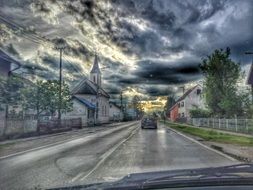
[
  {"x1": 93, "y1": 76, "x2": 96, "y2": 83},
  {"x1": 178, "y1": 103, "x2": 180, "y2": 108},
  {"x1": 181, "y1": 101, "x2": 184, "y2": 107},
  {"x1": 197, "y1": 89, "x2": 201, "y2": 95},
  {"x1": 181, "y1": 113, "x2": 185, "y2": 117}
]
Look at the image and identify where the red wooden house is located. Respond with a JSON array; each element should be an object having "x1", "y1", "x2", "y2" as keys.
[{"x1": 169, "y1": 103, "x2": 179, "y2": 122}]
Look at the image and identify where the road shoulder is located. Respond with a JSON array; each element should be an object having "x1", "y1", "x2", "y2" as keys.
[{"x1": 162, "y1": 122, "x2": 253, "y2": 163}]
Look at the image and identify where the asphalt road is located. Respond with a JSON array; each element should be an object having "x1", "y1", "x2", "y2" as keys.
[{"x1": 0, "y1": 122, "x2": 238, "y2": 190}]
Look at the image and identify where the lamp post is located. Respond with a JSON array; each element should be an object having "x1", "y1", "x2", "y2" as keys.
[
  {"x1": 55, "y1": 38, "x2": 66, "y2": 120},
  {"x1": 245, "y1": 51, "x2": 253, "y2": 102}
]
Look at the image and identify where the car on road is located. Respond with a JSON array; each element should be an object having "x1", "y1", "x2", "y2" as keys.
[{"x1": 141, "y1": 116, "x2": 158, "y2": 129}]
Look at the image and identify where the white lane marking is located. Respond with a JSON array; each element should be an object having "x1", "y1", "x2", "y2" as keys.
[
  {"x1": 0, "y1": 122, "x2": 138, "y2": 160},
  {"x1": 167, "y1": 126, "x2": 237, "y2": 162},
  {"x1": 71, "y1": 126, "x2": 140, "y2": 182}
]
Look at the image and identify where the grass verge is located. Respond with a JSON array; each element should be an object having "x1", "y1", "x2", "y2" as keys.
[
  {"x1": 0, "y1": 142, "x2": 15, "y2": 151},
  {"x1": 163, "y1": 121, "x2": 253, "y2": 146}
]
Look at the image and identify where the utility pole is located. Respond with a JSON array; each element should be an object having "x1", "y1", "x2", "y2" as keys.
[
  {"x1": 55, "y1": 38, "x2": 66, "y2": 120},
  {"x1": 59, "y1": 48, "x2": 63, "y2": 120},
  {"x1": 245, "y1": 51, "x2": 253, "y2": 102},
  {"x1": 120, "y1": 91, "x2": 123, "y2": 113}
]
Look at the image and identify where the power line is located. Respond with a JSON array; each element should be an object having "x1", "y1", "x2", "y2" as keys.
[
  {"x1": 62, "y1": 55, "x2": 87, "y2": 78},
  {"x1": 0, "y1": 14, "x2": 52, "y2": 46},
  {"x1": 0, "y1": 14, "x2": 89, "y2": 82}
]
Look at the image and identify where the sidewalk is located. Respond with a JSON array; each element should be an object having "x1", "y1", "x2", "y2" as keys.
[
  {"x1": 0, "y1": 122, "x2": 127, "y2": 145},
  {"x1": 0, "y1": 121, "x2": 136, "y2": 158}
]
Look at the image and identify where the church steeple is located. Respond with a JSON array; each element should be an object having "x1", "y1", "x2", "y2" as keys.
[{"x1": 90, "y1": 53, "x2": 102, "y2": 86}]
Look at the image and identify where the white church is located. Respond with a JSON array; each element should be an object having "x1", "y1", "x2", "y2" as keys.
[{"x1": 63, "y1": 54, "x2": 110, "y2": 127}]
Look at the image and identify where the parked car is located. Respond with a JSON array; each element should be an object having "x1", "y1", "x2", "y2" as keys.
[{"x1": 141, "y1": 116, "x2": 157, "y2": 129}]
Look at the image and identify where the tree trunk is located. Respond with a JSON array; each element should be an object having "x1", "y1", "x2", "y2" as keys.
[{"x1": 36, "y1": 109, "x2": 40, "y2": 133}]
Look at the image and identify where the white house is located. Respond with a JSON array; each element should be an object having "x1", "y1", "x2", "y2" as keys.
[
  {"x1": 63, "y1": 96, "x2": 96, "y2": 127},
  {"x1": 177, "y1": 84, "x2": 205, "y2": 120},
  {"x1": 64, "y1": 54, "x2": 110, "y2": 126},
  {"x1": 109, "y1": 102, "x2": 123, "y2": 121}
]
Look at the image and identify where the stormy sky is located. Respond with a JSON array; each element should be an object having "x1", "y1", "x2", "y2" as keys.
[{"x1": 0, "y1": 0, "x2": 253, "y2": 100}]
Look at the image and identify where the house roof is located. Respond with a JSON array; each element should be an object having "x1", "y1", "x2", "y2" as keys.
[
  {"x1": 247, "y1": 63, "x2": 253, "y2": 85},
  {"x1": 0, "y1": 49, "x2": 21, "y2": 66},
  {"x1": 71, "y1": 79, "x2": 110, "y2": 98},
  {"x1": 109, "y1": 101, "x2": 121, "y2": 110},
  {"x1": 169, "y1": 84, "x2": 200, "y2": 111},
  {"x1": 74, "y1": 96, "x2": 96, "y2": 110},
  {"x1": 169, "y1": 102, "x2": 178, "y2": 111}
]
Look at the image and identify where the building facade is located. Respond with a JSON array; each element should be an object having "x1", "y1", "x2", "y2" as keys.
[
  {"x1": 169, "y1": 104, "x2": 179, "y2": 122},
  {"x1": 109, "y1": 102, "x2": 123, "y2": 121},
  {"x1": 64, "y1": 54, "x2": 110, "y2": 126},
  {"x1": 170, "y1": 84, "x2": 205, "y2": 121}
]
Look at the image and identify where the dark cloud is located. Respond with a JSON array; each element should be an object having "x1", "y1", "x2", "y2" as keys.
[
  {"x1": 1, "y1": 0, "x2": 253, "y2": 98},
  {"x1": 143, "y1": 86, "x2": 175, "y2": 97},
  {"x1": 116, "y1": 59, "x2": 201, "y2": 85}
]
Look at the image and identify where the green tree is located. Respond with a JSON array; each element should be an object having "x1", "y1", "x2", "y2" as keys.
[
  {"x1": 164, "y1": 95, "x2": 176, "y2": 116},
  {"x1": 22, "y1": 80, "x2": 73, "y2": 119},
  {"x1": 132, "y1": 95, "x2": 144, "y2": 119},
  {"x1": 0, "y1": 75, "x2": 24, "y2": 135},
  {"x1": 200, "y1": 48, "x2": 249, "y2": 117}
]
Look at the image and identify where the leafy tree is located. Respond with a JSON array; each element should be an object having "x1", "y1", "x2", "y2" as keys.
[
  {"x1": 132, "y1": 95, "x2": 144, "y2": 119},
  {"x1": 200, "y1": 48, "x2": 250, "y2": 117},
  {"x1": 164, "y1": 95, "x2": 176, "y2": 116},
  {"x1": 22, "y1": 80, "x2": 73, "y2": 120},
  {"x1": 0, "y1": 75, "x2": 24, "y2": 135}
]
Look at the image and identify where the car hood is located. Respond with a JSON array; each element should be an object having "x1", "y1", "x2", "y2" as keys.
[{"x1": 48, "y1": 164, "x2": 253, "y2": 190}]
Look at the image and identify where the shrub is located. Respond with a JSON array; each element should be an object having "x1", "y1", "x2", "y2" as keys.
[{"x1": 189, "y1": 108, "x2": 211, "y2": 118}]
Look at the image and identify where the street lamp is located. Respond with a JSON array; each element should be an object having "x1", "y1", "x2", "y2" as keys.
[{"x1": 54, "y1": 38, "x2": 66, "y2": 120}]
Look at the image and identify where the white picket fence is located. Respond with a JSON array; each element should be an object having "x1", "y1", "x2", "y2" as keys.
[{"x1": 187, "y1": 118, "x2": 253, "y2": 135}]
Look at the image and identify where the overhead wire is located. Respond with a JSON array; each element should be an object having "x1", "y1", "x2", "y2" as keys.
[{"x1": 0, "y1": 14, "x2": 88, "y2": 81}]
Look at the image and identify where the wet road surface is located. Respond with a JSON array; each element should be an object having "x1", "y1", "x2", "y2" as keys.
[{"x1": 0, "y1": 122, "x2": 238, "y2": 190}]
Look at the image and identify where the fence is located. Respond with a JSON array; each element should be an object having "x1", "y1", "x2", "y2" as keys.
[
  {"x1": 0, "y1": 118, "x2": 38, "y2": 136},
  {"x1": 187, "y1": 118, "x2": 253, "y2": 135},
  {"x1": 38, "y1": 118, "x2": 82, "y2": 131},
  {"x1": 0, "y1": 118, "x2": 82, "y2": 136}
]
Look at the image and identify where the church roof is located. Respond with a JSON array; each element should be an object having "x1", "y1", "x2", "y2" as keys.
[
  {"x1": 74, "y1": 96, "x2": 96, "y2": 110},
  {"x1": 0, "y1": 49, "x2": 21, "y2": 66},
  {"x1": 71, "y1": 79, "x2": 110, "y2": 98},
  {"x1": 90, "y1": 54, "x2": 101, "y2": 74}
]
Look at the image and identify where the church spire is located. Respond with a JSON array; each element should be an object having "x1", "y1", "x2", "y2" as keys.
[
  {"x1": 90, "y1": 53, "x2": 101, "y2": 74},
  {"x1": 90, "y1": 53, "x2": 102, "y2": 86}
]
